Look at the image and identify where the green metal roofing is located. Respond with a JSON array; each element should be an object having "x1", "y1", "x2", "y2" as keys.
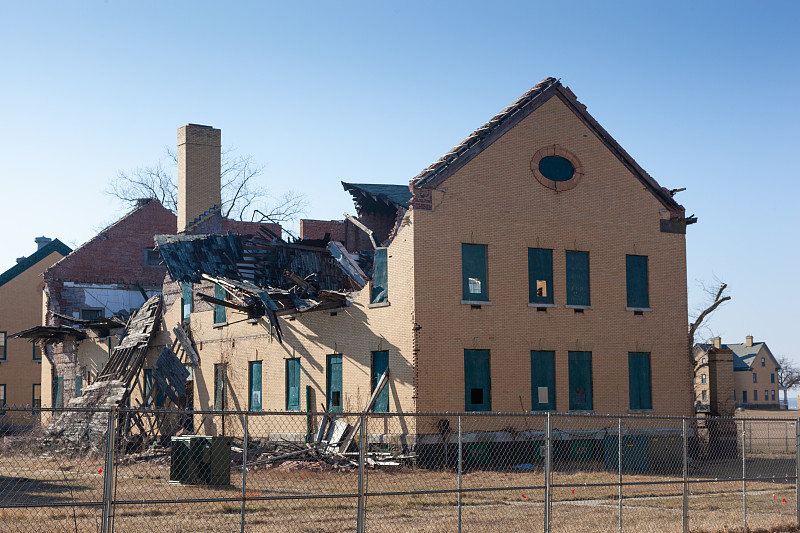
[
  {"x1": 341, "y1": 182, "x2": 412, "y2": 210},
  {"x1": 0, "y1": 239, "x2": 72, "y2": 289}
]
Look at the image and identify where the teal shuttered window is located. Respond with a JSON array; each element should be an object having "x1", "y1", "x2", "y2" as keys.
[
  {"x1": 214, "y1": 284, "x2": 226, "y2": 324},
  {"x1": 54, "y1": 376, "x2": 64, "y2": 408},
  {"x1": 371, "y1": 248, "x2": 388, "y2": 304},
  {"x1": 181, "y1": 282, "x2": 193, "y2": 323},
  {"x1": 625, "y1": 255, "x2": 649, "y2": 309},
  {"x1": 565, "y1": 251, "x2": 590, "y2": 306},
  {"x1": 327, "y1": 354, "x2": 343, "y2": 412},
  {"x1": 249, "y1": 361, "x2": 262, "y2": 411},
  {"x1": 531, "y1": 351, "x2": 556, "y2": 411},
  {"x1": 464, "y1": 349, "x2": 491, "y2": 411},
  {"x1": 568, "y1": 351, "x2": 593, "y2": 411},
  {"x1": 462, "y1": 244, "x2": 488, "y2": 301},
  {"x1": 628, "y1": 352, "x2": 652, "y2": 410},
  {"x1": 528, "y1": 248, "x2": 554, "y2": 304},
  {"x1": 144, "y1": 369, "x2": 164, "y2": 407},
  {"x1": 75, "y1": 375, "x2": 82, "y2": 398},
  {"x1": 214, "y1": 364, "x2": 226, "y2": 411},
  {"x1": 286, "y1": 358, "x2": 301, "y2": 411},
  {"x1": 371, "y1": 351, "x2": 389, "y2": 412}
]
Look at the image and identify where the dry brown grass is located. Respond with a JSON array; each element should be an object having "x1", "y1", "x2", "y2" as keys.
[{"x1": 0, "y1": 453, "x2": 798, "y2": 532}]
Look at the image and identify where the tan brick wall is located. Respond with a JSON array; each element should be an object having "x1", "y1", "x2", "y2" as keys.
[
  {"x1": 170, "y1": 213, "x2": 415, "y2": 434},
  {"x1": 411, "y1": 95, "x2": 691, "y2": 416},
  {"x1": 178, "y1": 124, "x2": 222, "y2": 232},
  {"x1": 733, "y1": 345, "x2": 780, "y2": 405},
  {"x1": 0, "y1": 251, "x2": 65, "y2": 419}
]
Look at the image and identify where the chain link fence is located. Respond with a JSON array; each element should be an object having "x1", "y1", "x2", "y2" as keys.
[{"x1": 1, "y1": 407, "x2": 798, "y2": 532}]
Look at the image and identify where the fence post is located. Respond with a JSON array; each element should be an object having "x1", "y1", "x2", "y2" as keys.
[
  {"x1": 240, "y1": 412, "x2": 249, "y2": 533},
  {"x1": 458, "y1": 415, "x2": 462, "y2": 533},
  {"x1": 544, "y1": 413, "x2": 551, "y2": 533},
  {"x1": 356, "y1": 413, "x2": 366, "y2": 533},
  {"x1": 742, "y1": 420, "x2": 747, "y2": 531},
  {"x1": 682, "y1": 417, "x2": 688, "y2": 533},
  {"x1": 101, "y1": 407, "x2": 118, "y2": 533},
  {"x1": 795, "y1": 420, "x2": 799, "y2": 527},
  {"x1": 618, "y1": 417, "x2": 623, "y2": 533}
]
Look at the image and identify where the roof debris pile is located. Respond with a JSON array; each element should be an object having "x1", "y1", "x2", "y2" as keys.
[
  {"x1": 41, "y1": 295, "x2": 163, "y2": 454},
  {"x1": 155, "y1": 229, "x2": 376, "y2": 342}
]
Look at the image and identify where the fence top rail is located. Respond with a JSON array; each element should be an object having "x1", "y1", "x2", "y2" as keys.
[{"x1": 4, "y1": 405, "x2": 799, "y2": 423}]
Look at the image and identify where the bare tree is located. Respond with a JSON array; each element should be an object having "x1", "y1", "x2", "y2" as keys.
[
  {"x1": 777, "y1": 355, "x2": 800, "y2": 393},
  {"x1": 108, "y1": 147, "x2": 306, "y2": 224},
  {"x1": 689, "y1": 282, "x2": 731, "y2": 408}
]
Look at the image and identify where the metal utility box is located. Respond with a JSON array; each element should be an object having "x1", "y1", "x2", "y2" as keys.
[
  {"x1": 603, "y1": 435, "x2": 649, "y2": 472},
  {"x1": 170, "y1": 435, "x2": 232, "y2": 485},
  {"x1": 571, "y1": 439, "x2": 596, "y2": 461}
]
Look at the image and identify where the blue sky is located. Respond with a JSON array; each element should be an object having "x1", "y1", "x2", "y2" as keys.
[{"x1": 1, "y1": 1, "x2": 798, "y2": 361}]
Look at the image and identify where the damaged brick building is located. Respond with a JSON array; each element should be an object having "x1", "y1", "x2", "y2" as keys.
[{"x1": 157, "y1": 76, "x2": 695, "y2": 429}]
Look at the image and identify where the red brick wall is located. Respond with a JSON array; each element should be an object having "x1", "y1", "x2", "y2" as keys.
[
  {"x1": 300, "y1": 219, "x2": 346, "y2": 242},
  {"x1": 45, "y1": 199, "x2": 176, "y2": 286}
]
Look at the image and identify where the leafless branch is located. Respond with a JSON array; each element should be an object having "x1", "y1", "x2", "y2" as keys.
[
  {"x1": 777, "y1": 355, "x2": 800, "y2": 391},
  {"x1": 107, "y1": 146, "x2": 305, "y2": 223}
]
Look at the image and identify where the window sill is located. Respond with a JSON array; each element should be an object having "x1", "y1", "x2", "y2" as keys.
[
  {"x1": 565, "y1": 304, "x2": 593, "y2": 310},
  {"x1": 368, "y1": 301, "x2": 391, "y2": 309},
  {"x1": 626, "y1": 307, "x2": 653, "y2": 312},
  {"x1": 528, "y1": 303, "x2": 556, "y2": 308},
  {"x1": 212, "y1": 322, "x2": 228, "y2": 329},
  {"x1": 462, "y1": 300, "x2": 492, "y2": 306},
  {"x1": 628, "y1": 409, "x2": 655, "y2": 414},
  {"x1": 568, "y1": 409, "x2": 595, "y2": 414}
]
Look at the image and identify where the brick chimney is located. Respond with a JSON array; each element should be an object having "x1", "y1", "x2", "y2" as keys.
[
  {"x1": 712, "y1": 337, "x2": 721, "y2": 349},
  {"x1": 177, "y1": 124, "x2": 221, "y2": 232},
  {"x1": 746, "y1": 335, "x2": 753, "y2": 347}
]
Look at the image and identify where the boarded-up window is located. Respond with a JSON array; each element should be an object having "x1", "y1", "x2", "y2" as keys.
[
  {"x1": 286, "y1": 358, "x2": 301, "y2": 411},
  {"x1": 465, "y1": 349, "x2": 491, "y2": 411},
  {"x1": 528, "y1": 248, "x2": 554, "y2": 304},
  {"x1": 249, "y1": 361, "x2": 262, "y2": 411},
  {"x1": 628, "y1": 352, "x2": 652, "y2": 410},
  {"x1": 214, "y1": 364, "x2": 226, "y2": 411},
  {"x1": 327, "y1": 354, "x2": 343, "y2": 412},
  {"x1": 566, "y1": 251, "x2": 590, "y2": 306},
  {"x1": 371, "y1": 351, "x2": 389, "y2": 413},
  {"x1": 462, "y1": 244, "x2": 488, "y2": 301},
  {"x1": 531, "y1": 351, "x2": 556, "y2": 411},
  {"x1": 568, "y1": 351, "x2": 592, "y2": 411},
  {"x1": 625, "y1": 255, "x2": 649, "y2": 309},
  {"x1": 214, "y1": 284, "x2": 226, "y2": 324},
  {"x1": 371, "y1": 248, "x2": 388, "y2": 304}
]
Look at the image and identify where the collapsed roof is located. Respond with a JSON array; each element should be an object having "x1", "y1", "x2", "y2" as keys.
[{"x1": 155, "y1": 229, "x2": 376, "y2": 342}]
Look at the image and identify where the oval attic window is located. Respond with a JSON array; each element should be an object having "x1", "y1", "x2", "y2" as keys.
[
  {"x1": 530, "y1": 146, "x2": 584, "y2": 191},
  {"x1": 538, "y1": 156, "x2": 574, "y2": 182}
]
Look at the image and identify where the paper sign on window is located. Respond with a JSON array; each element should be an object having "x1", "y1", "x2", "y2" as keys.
[
  {"x1": 468, "y1": 278, "x2": 482, "y2": 294},
  {"x1": 538, "y1": 386, "x2": 549, "y2": 404},
  {"x1": 251, "y1": 391, "x2": 261, "y2": 404},
  {"x1": 536, "y1": 280, "x2": 547, "y2": 297}
]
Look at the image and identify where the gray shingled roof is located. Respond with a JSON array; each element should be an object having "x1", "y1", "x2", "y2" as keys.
[
  {"x1": 0, "y1": 239, "x2": 72, "y2": 288},
  {"x1": 341, "y1": 182, "x2": 412, "y2": 210}
]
